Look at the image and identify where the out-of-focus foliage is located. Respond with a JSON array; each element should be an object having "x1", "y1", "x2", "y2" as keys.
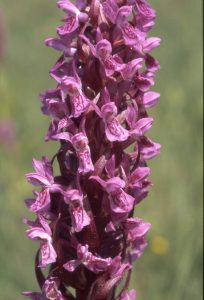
[{"x1": 0, "y1": 0, "x2": 202, "y2": 299}]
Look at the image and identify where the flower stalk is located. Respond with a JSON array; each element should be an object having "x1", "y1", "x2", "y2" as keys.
[{"x1": 23, "y1": 0, "x2": 161, "y2": 299}]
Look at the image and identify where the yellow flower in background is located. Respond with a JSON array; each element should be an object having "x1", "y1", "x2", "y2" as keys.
[{"x1": 151, "y1": 235, "x2": 170, "y2": 255}]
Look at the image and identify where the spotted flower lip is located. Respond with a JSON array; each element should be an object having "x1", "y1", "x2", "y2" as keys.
[
  {"x1": 24, "y1": 215, "x2": 57, "y2": 268},
  {"x1": 63, "y1": 189, "x2": 91, "y2": 232},
  {"x1": 72, "y1": 132, "x2": 94, "y2": 173},
  {"x1": 56, "y1": 0, "x2": 88, "y2": 35},
  {"x1": 24, "y1": 0, "x2": 160, "y2": 297},
  {"x1": 91, "y1": 95, "x2": 130, "y2": 142},
  {"x1": 103, "y1": 1, "x2": 144, "y2": 46},
  {"x1": 90, "y1": 175, "x2": 135, "y2": 221},
  {"x1": 48, "y1": 129, "x2": 95, "y2": 174},
  {"x1": 121, "y1": 22, "x2": 146, "y2": 46},
  {"x1": 25, "y1": 189, "x2": 51, "y2": 213},
  {"x1": 43, "y1": 277, "x2": 65, "y2": 300},
  {"x1": 23, "y1": 277, "x2": 65, "y2": 300},
  {"x1": 110, "y1": 189, "x2": 135, "y2": 215},
  {"x1": 135, "y1": 0, "x2": 156, "y2": 19},
  {"x1": 101, "y1": 102, "x2": 130, "y2": 142},
  {"x1": 63, "y1": 243, "x2": 112, "y2": 273}
]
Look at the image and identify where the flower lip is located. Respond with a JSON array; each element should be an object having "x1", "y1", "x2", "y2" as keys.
[
  {"x1": 136, "y1": 0, "x2": 156, "y2": 19},
  {"x1": 101, "y1": 102, "x2": 118, "y2": 120},
  {"x1": 57, "y1": 16, "x2": 78, "y2": 35},
  {"x1": 61, "y1": 76, "x2": 80, "y2": 95},
  {"x1": 123, "y1": 23, "x2": 138, "y2": 39},
  {"x1": 95, "y1": 39, "x2": 112, "y2": 59},
  {"x1": 72, "y1": 133, "x2": 88, "y2": 150},
  {"x1": 57, "y1": 0, "x2": 80, "y2": 15}
]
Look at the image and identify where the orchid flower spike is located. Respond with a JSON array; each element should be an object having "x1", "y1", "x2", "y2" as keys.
[{"x1": 23, "y1": 0, "x2": 161, "y2": 298}]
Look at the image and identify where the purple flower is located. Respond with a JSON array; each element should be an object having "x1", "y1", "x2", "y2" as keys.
[
  {"x1": 72, "y1": 132, "x2": 94, "y2": 173},
  {"x1": 126, "y1": 105, "x2": 153, "y2": 137},
  {"x1": 26, "y1": 157, "x2": 54, "y2": 189},
  {"x1": 45, "y1": 37, "x2": 76, "y2": 57},
  {"x1": 60, "y1": 76, "x2": 90, "y2": 117},
  {"x1": 24, "y1": 0, "x2": 161, "y2": 297},
  {"x1": 63, "y1": 244, "x2": 112, "y2": 273},
  {"x1": 91, "y1": 89, "x2": 130, "y2": 142},
  {"x1": 25, "y1": 189, "x2": 51, "y2": 213},
  {"x1": 140, "y1": 136, "x2": 161, "y2": 160},
  {"x1": 101, "y1": 102, "x2": 130, "y2": 142},
  {"x1": 123, "y1": 217, "x2": 151, "y2": 243},
  {"x1": 128, "y1": 166, "x2": 150, "y2": 188},
  {"x1": 102, "y1": 0, "x2": 145, "y2": 46},
  {"x1": 120, "y1": 58, "x2": 143, "y2": 80},
  {"x1": 57, "y1": 0, "x2": 88, "y2": 35},
  {"x1": 90, "y1": 175, "x2": 135, "y2": 223},
  {"x1": 80, "y1": 35, "x2": 125, "y2": 77},
  {"x1": 140, "y1": 91, "x2": 160, "y2": 108},
  {"x1": 40, "y1": 88, "x2": 67, "y2": 119},
  {"x1": 23, "y1": 277, "x2": 64, "y2": 300},
  {"x1": 48, "y1": 129, "x2": 94, "y2": 174},
  {"x1": 135, "y1": 0, "x2": 156, "y2": 20},
  {"x1": 142, "y1": 37, "x2": 161, "y2": 53},
  {"x1": 134, "y1": 0, "x2": 156, "y2": 32},
  {"x1": 63, "y1": 189, "x2": 90, "y2": 232},
  {"x1": 43, "y1": 277, "x2": 64, "y2": 300},
  {"x1": 24, "y1": 215, "x2": 57, "y2": 268},
  {"x1": 120, "y1": 22, "x2": 145, "y2": 47}
]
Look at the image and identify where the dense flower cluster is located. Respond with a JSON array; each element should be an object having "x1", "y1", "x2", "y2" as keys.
[{"x1": 23, "y1": 0, "x2": 160, "y2": 299}]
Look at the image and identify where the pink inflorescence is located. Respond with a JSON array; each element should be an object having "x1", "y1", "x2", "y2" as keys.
[{"x1": 23, "y1": 0, "x2": 161, "y2": 299}]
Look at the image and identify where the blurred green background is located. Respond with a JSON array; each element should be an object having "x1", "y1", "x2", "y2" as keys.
[{"x1": 0, "y1": 0, "x2": 202, "y2": 299}]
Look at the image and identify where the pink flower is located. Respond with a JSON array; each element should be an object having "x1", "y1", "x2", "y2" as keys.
[
  {"x1": 63, "y1": 189, "x2": 90, "y2": 232},
  {"x1": 24, "y1": 0, "x2": 161, "y2": 297},
  {"x1": 57, "y1": 0, "x2": 88, "y2": 35},
  {"x1": 63, "y1": 244, "x2": 112, "y2": 273},
  {"x1": 24, "y1": 215, "x2": 57, "y2": 268},
  {"x1": 72, "y1": 133, "x2": 94, "y2": 174}
]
